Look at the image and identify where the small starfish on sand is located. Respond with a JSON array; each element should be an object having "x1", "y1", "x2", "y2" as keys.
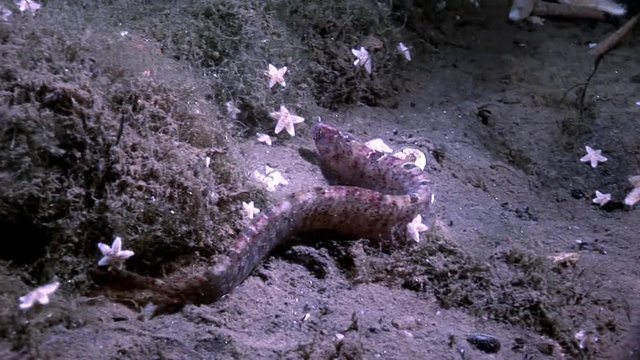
[
  {"x1": 266, "y1": 64, "x2": 287, "y2": 88},
  {"x1": 97, "y1": 236, "x2": 134, "y2": 270},
  {"x1": 397, "y1": 42, "x2": 411, "y2": 61},
  {"x1": 16, "y1": 0, "x2": 40, "y2": 15},
  {"x1": 264, "y1": 166, "x2": 288, "y2": 187},
  {"x1": 225, "y1": 100, "x2": 241, "y2": 120},
  {"x1": 352, "y1": 47, "x2": 372, "y2": 74},
  {"x1": 241, "y1": 201, "x2": 260, "y2": 220},
  {"x1": 580, "y1": 146, "x2": 607, "y2": 168},
  {"x1": 592, "y1": 190, "x2": 611, "y2": 206},
  {"x1": 270, "y1": 105, "x2": 305, "y2": 137},
  {"x1": 624, "y1": 175, "x2": 640, "y2": 207},
  {"x1": 256, "y1": 133, "x2": 273, "y2": 146},
  {"x1": 406, "y1": 214, "x2": 428, "y2": 242},
  {"x1": 254, "y1": 166, "x2": 289, "y2": 192},
  {"x1": 19, "y1": 281, "x2": 59, "y2": 309}
]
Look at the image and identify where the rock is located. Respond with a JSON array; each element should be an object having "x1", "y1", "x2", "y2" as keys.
[
  {"x1": 466, "y1": 333, "x2": 501, "y2": 353},
  {"x1": 391, "y1": 315, "x2": 419, "y2": 330}
]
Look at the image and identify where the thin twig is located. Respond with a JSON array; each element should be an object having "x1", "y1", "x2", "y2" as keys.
[
  {"x1": 578, "y1": 57, "x2": 601, "y2": 119},
  {"x1": 590, "y1": 12, "x2": 640, "y2": 59},
  {"x1": 578, "y1": 12, "x2": 640, "y2": 118}
]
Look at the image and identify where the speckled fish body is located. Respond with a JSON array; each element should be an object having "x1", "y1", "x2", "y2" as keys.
[{"x1": 178, "y1": 123, "x2": 433, "y2": 303}]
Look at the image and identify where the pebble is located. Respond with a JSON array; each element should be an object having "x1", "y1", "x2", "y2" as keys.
[
  {"x1": 466, "y1": 333, "x2": 501, "y2": 353},
  {"x1": 391, "y1": 315, "x2": 419, "y2": 330}
]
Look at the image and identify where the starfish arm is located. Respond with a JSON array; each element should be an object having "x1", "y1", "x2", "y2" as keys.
[
  {"x1": 624, "y1": 187, "x2": 640, "y2": 206},
  {"x1": 407, "y1": 225, "x2": 420, "y2": 242},
  {"x1": 274, "y1": 120, "x2": 285, "y2": 134},
  {"x1": 593, "y1": 191, "x2": 603, "y2": 203},
  {"x1": 98, "y1": 256, "x2": 111, "y2": 266},
  {"x1": 112, "y1": 237, "x2": 122, "y2": 253},
  {"x1": 97, "y1": 243, "x2": 111, "y2": 255},
  {"x1": 41, "y1": 282, "x2": 60, "y2": 294},
  {"x1": 19, "y1": 294, "x2": 35, "y2": 309},
  {"x1": 364, "y1": 59, "x2": 372, "y2": 73},
  {"x1": 37, "y1": 294, "x2": 50, "y2": 305},
  {"x1": 263, "y1": 178, "x2": 277, "y2": 192},
  {"x1": 406, "y1": 215, "x2": 428, "y2": 242},
  {"x1": 118, "y1": 250, "x2": 134, "y2": 259},
  {"x1": 291, "y1": 115, "x2": 305, "y2": 124},
  {"x1": 285, "y1": 122, "x2": 295, "y2": 136},
  {"x1": 593, "y1": 191, "x2": 609, "y2": 205},
  {"x1": 257, "y1": 133, "x2": 272, "y2": 145},
  {"x1": 629, "y1": 176, "x2": 640, "y2": 187},
  {"x1": 269, "y1": 171, "x2": 288, "y2": 185}
]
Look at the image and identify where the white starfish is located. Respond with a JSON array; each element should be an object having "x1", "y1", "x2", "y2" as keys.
[
  {"x1": 97, "y1": 236, "x2": 134, "y2": 270},
  {"x1": 351, "y1": 47, "x2": 372, "y2": 74},
  {"x1": 580, "y1": 146, "x2": 607, "y2": 168},
  {"x1": 266, "y1": 64, "x2": 287, "y2": 88},
  {"x1": 592, "y1": 190, "x2": 611, "y2": 206},
  {"x1": 254, "y1": 166, "x2": 289, "y2": 192},
  {"x1": 624, "y1": 175, "x2": 640, "y2": 207},
  {"x1": 406, "y1": 214, "x2": 428, "y2": 242},
  {"x1": 253, "y1": 171, "x2": 273, "y2": 191},
  {"x1": 270, "y1": 105, "x2": 304, "y2": 137},
  {"x1": 241, "y1": 201, "x2": 260, "y2": 220},
  {"x1": 16, "y1": 0, "x2": 40, "y2": 15},
  {"x1": 256, "y1": 133, "x2": 273, "y2": 146},
  {"x1": 397, "y1": 42, "x2": 411, "y2": 61},
  {"x1": 19, "y1": 281, "x2": 59, "y2": 309},
  {"x1": 225, "y1": 100, "x2": 241, "y2": 120},
  {"x1": 265, "y1": 165, "x2": 288, "y2": 187}
]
